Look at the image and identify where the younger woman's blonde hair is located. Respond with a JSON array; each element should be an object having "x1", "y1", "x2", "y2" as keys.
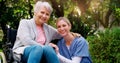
[{"x1": 56, "y1": 17, "x2": 71, "y2": 26}]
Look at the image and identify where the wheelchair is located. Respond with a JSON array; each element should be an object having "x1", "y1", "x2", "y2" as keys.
[{"x1": 0, "y1": 28, "x2": 17, "y2": 63}]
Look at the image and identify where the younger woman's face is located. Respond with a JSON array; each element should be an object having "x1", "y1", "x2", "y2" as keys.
[{"x1": 56, "y1": 20, "x2": 71, "y2": 37}]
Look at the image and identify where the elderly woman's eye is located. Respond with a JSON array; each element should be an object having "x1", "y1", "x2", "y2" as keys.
[
  {"x1": 41, "y1": 11, "x2": 44, "y2": 14},
  {"x1": 63, "y1": 24, "x2": 66, "y2": 27},
  {"x1": 46, "y1": 13, "x2": 50, "y2": 16}
]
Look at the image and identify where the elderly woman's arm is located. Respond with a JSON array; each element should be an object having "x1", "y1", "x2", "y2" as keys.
[{"x1": 16, "y1": 19, "x2": 40, "y2": 46}]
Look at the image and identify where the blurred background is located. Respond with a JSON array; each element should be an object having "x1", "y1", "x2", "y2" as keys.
[{"x1": 0, "y1": 0, "x2": 120, "y2": 63}]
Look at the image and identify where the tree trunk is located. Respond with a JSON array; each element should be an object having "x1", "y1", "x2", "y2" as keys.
[
  {"x1": 104, "y1": 9, "x2": 112, "y2": 28},
  {"x1": 50, "y1": 0, "x2": 64, "y2": 17},
  {"x1": 72, "y1": 0, "x2": 91, "y2": 15},
  {"x1": 28, "y1": 0, "x2": 33, "y2": 18}
]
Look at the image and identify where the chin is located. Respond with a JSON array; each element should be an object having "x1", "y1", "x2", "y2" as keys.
[{"x1": 60, "y1": 34, "x2": 67, "y2": 37}]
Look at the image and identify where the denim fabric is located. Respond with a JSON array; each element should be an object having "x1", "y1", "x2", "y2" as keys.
[{"x1": 21, "y1": 45, "x2": 59, "y2": 63}]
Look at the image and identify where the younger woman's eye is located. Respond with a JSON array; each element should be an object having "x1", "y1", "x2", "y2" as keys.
[
  {"x1": 62, "y1": 24, "x2": 66, "y2": 27},
  {"x1": 57, "y1": 26, "x2": 61, "y2": 28}
]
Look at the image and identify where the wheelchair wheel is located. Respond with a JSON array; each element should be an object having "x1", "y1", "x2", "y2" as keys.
[{"x1": 0, "y1": 52, "x2": 7, "y2": 63}]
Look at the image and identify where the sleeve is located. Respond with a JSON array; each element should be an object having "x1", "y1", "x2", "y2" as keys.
[
  {"x1": 74, "y1": 37, "x2": 89, "y2": 57},
  {"x1": 16, "y1": 19, "x2": 40, "y2": 46},
  {"x1": 57, "y1": 53, "x2": 82, "y2": 63},
  {"x1": 48, "y1": 25, "x2": 61, "y2": 40}
]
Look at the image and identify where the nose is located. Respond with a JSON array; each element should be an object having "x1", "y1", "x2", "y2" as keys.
[
  {"x1": 43, "y1": 14, "x2": 47, "y2": 17},
  {"x1": 59, "y1": 27, "x2": 64, "y2": 31}
]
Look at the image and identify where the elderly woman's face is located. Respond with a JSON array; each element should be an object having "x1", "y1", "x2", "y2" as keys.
[{"x1": 34, "y1": 6, "x2": 50, "y2": 25}]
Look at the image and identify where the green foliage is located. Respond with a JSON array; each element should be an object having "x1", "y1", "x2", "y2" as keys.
[
  {"x1": 110, "y1": 0, "x2": 120, "y2": 26},
  {"x1": 115, "y1": 8, "x2": 120, "y2": 21},
  {"x1": 68, "y1": 13, "x2": 91, "y2": 38},
  {"x1": 0, "y1": 0, "x2": 34, "y2": 43},
  {"x1": 87, "y1": 27, "x2": 120, "y2": 63},
  {"x1": 115, "y1": 8, "x2": 120, "y2": 17},
  {"x1": 0, "y1": 0, "x2": 34, "y2": 29}
]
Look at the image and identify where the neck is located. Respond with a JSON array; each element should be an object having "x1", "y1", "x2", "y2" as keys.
[
  {"x1": 36, "y1": 23, "x2": 43, "y2": 27},
  {"x1": 35, "y1": 20, "x2": 43, "y2": 27},
  {"x1": 64, "y1": 33, "x2": 75, "y2": 46}
]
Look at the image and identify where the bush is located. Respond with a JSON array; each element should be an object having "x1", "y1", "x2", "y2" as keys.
[
  {"x1": 87, "y1": 27, "x2": 120, "y2": 63},
  {"x1": 68, "y1": 13, "x2": 91, "y2": 38}
]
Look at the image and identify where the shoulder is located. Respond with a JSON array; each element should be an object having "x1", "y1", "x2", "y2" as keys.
[
  {"x1": 43, "y1": 23, "x2": 57, "y2": 31},
  {"x1": 44, "y1": 23, "x2": 55, "y2": 29},
  {"x1": 74, "y1": 36, "x2": 88, "y2": 45},
  {"x1": 57, "y1": 38, "x2": 64, "y2": 45},
  {"x1": 19, "y1": 18, "x2": 34, "y2": 25},
  {"x1": 19, "y1": 19, "x2": 30, "y2": 24}
]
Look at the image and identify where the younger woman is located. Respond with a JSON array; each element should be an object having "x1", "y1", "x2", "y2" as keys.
[{"x1": 50, "y1": 17, "x2": 92, "y2": 63}]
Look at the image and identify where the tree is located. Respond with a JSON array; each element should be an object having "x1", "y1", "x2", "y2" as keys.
[
  {"x1": 82, "y1": 0, "x2": 120, "y2": 29},
  {"x1": 1, "y1": 0, "x2": 119, "y2": 42},
  {"x1": 0, "y1": 0, "x2": 34, "y2": 42}
]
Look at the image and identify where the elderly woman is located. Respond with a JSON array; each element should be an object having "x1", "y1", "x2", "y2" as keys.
[
  {"x1": 12, "y1": 1, "x2": 61, "y2": 63},
  {"x1": 50, "y1": 17, "x2": 92, "y2": 63}
]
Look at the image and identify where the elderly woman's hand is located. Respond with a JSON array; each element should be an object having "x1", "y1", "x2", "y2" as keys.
[
  {"x1": 49, "y1": 43, "x2": 59, "y2": 54},
  {"x1": 71, "y1": 32, "x2": 81, "y2": 37}
]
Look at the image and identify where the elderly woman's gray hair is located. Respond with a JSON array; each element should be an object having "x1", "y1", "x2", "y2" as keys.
[{"x1": 34, "y1": 1, "x2": 53, "y2": 14}]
